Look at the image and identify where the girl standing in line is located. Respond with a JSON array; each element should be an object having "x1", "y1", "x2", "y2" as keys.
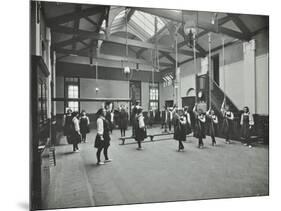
[
  {"x1": 206, "y1": 108, "x2": 218, "y2": 146},
  {"x1": 94, "y1": 108, "x2": 112, "y2": 165},
  {"x1": 193, "y1": 105, "x2": 206, "y2": 149},
  {"x1": 174, "y1": 110, "x2": 187, "y2": 151},
  {"x1": 135, "y1": 107, "x2": 146, "y2": 150},
  {"x1": 183, "y1": 106, "x2": 192, "y2": 138},
  {"x1": 240, "y1": 106, "x2": 254, "y2": 148},
  {"x1": 221, "y1": 99, "x2": 234, "y2": 144},
  {"x1": 79, "y1": 110, "x2": 90, "y2": 143},
  {"x1": 71, "y1": 111, "x2": 81, "y2": 152},
  {"x1": 119, "y1": 105, "x2": 128, "y2": 137},
  {"x1": 62, "y1": 108, "x2": 73, "y2": 144}
]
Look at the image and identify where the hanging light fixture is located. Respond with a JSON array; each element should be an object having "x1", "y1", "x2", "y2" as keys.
[
  {"x1": 95, "y1": 61, "x2": 99, "y2": 94},
  {"x1": 123, "y1": 8, "x2": 130, "y2": 77}
]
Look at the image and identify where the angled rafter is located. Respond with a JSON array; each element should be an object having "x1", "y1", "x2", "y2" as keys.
[
  {"x1": 227, "y1": 13, "x2": 251, "y2": 40},
  {"x1": 52, "y1": 25, "x2": 200, "y2": 57},
  {"x1": 198, "y1": 21, "x2": 250, "y2": 40},
  {"x1": 136, "y1": 25, "x2": 167, "y2": 58},
  {"x1": 135, "y1": 8, "x2": 250, "y2": 41},
  {"x1": 55, "y1": 48, "x2": 173, "y2": 67},
  {"x1": 126, "y1": 8, "x2": 135, "y2": 22},
  {"x1": 72, "y1": 5, "x2": 82, "y2": 51},
  {"x1": 46, "y1": 6, "x2": 104, "y2": 26}
]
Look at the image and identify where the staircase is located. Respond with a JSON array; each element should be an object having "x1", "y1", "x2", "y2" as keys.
[
  {"x1": 196, "y1": 74, "x2": 242, "y2": 140},
  {"x1": 196, "y1": 74, "x2": 240, "y2": 117}
]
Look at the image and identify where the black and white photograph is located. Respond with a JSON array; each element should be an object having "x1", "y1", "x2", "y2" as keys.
[{"x1": 29, "y1": 0, "x2": 269, "y2": 210}]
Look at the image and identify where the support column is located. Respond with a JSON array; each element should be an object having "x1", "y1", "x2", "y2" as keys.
[
  {"x1": 175, "y1": 67, "x2": 181, "y2": 107},
  {"x1": 35, "y1": 1, "x2": 41, "y2": 56},
  {"x1": 52, "y1": 51, "x2": 56, "y2": 116},
  {"x1": 46, "y1": 27, "x2": 52, "y2": 119},
  {"x1": 243, "y1": 39, "x2": 256, "y2": 113}
]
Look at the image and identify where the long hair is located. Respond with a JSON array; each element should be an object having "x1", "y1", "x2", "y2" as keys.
[
  {"x1": 72, "y1": 111, "x2": 79, "y2": 118},
  {"x1": 96, "y1": 108, "x2": 104, "y2": 117}
]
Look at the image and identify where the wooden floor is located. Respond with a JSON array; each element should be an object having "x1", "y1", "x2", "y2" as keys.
[{"x1": 44, "y1": 126, "x2": 269, "y2": 210}]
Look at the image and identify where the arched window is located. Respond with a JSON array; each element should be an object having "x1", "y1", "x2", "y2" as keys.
[{"x1": 186, "y1": 88, "x2": 195, "y2": 96}]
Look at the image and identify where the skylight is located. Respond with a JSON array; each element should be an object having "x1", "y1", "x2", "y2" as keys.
[{"x1": 130, "y1": 11, "x2": 165, "y2": 37}]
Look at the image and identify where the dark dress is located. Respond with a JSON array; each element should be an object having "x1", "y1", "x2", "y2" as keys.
[
  {"x1": 194, "y1": 116, "x2": 206, "y2": 139},
  {"x1": 105, "y1": 111, "x2": 114, "y2": 131},
  {"x1": 94, "y1": 118, "x2": 111, "y2": 148},
  {"x1": 222, "y1": 111, "x2": 233, "y2": 137},
  {"x1": 64, "y1": 114, "x2": 73, "y2": 136},
  {"x1": 208, "y1": 115, "x2": 217, "y2": 137},
  {"x1": 173, "y1": 118, "x2": 187, "y2": 141},
  {"x1": 119, "y1": 109, "x2": 128, "y2": 130},
  {"x1": 135, "y1": 116, "x2": 147, "y2": 142},
  {"x1": 148, "y1": 110, "x2": 154, "y2": 126},
  {"x1": 79, "y1": 116, "x2": 90, "y2": 134},
  {"x1": 69, "y1": 118, "x2": 81, "y2": 145},
  {"x1": 241, "y1": 114, "x2": 250, "y2": 139},
  {"x1": 184, "y1": 112, "x2": 192, "y2": 135}
]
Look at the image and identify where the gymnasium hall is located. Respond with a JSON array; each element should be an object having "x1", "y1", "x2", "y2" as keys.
[{"x1": 30, "y1": 1, "x2": 269, "y2": 210}]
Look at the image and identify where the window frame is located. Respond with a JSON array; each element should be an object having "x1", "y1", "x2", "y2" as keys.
[
  {"x1": 149, "y1": 82, "x2": 160, "y2": 111},
  {"x1": 64, "y1": 77, "x2": 80, "y2": 113}
]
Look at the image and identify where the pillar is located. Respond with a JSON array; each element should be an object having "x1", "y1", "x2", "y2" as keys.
[
  {"x1": 46, "y1": 27, "x2": 52, "y2": 119},
  {"x1": 35, "y1": 1, "x2": 41, "y2": 56},
  {"x1": 243, "y1": 39, "x2": 256, "y2": 113}
]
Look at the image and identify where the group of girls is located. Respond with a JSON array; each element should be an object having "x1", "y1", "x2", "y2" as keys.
[
  {"x1": 173, "y1": 99, "x2": 255, "y2": 151},
  {"x1": 63, "y1": 109, "x2": 90, "y2": 152}
]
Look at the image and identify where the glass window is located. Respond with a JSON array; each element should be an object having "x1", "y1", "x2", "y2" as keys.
[
  {"x1": 130, "y1": 11, "x2": 165, "y2": 39},
  {"x1": 65, "y1": 77, "x2": 80, "y2": 112},
  {"x1": 68, "y1": 101, "x2": 79, "y2": 112},
  {"x1": 149, "y1": 82, "x2": 159, "y2": 110},
  {"x1": 68, "y1": 85, "x2": 79, "y2": 98}
]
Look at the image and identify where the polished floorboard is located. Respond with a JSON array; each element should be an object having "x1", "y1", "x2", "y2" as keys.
[{"x1": 44, "y1": 126, "x2": 269, "y2": 209}]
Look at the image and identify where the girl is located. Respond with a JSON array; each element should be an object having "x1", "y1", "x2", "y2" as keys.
[
  {"x1": 240, "y1": 106, "x2": 254, "y2": 148},
  {"x1": 135, "y1": 107, "x2": 146, "y2": 150},
  {"x1": 174, "y1": 110, "x2": 187, "y2": 151},
  {"x1": 183, "y1": 106, "x2": 192, "y2": 137},
  {"x1": 94, "y1": 108, "x2": 112, "y2": 165},
  {"x1": 206, "y1": 108, "x2": 219, "y2": 146},
  {"x1": 71, "y1": 111, "x2": 81, "y2": 152},
  {"x1": 105, "y1": 102, "x2": 114, "y2": 134},
  {"x1": 221, "y1": 99, "x2": 234, "y2": 144},
  {"x1": 193, "y1": 105, "x2": 206, "y2": 148},
  {"x1": 79, "y1": 110, "x2": 90, "y2": 143},
  {"x1": 62, "y1": 108, "x2": 73, "y2": 144},
  {"x1": 119, "y1": 105, "x2": 128, "y2": 137}
]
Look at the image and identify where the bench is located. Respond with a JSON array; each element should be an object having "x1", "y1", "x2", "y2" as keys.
[{"x1": 119, "y1": 132, "x2": 174, "y2": 145}]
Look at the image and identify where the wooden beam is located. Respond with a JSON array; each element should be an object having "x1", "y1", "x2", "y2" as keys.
[
  {"x1": 55, "y1": 48, "x2": 173, "y2": 67},
  {"x1": 72, "y1": 5, "x2": 82, "y2": 51},
  {"x1": 83, "y1": 16, "x2": 105, "y2": 32},
  {"x1": 160, "y1": 51, "x2": 176, "y2": 64},
  {"x1": 53, "y1": 36, "x2": 88, "y2": 49},
  {"x1": 227, "y1": 13, "x2": 252, "y2": 40},
  {"x1": 126, "y1": 8, "x2": 135, "y2": 22},
  {"x1": 52, "y1": 25, "x2": 200, "y2": 56},
  {"x1": 135, "y1": 8, "x2": 249, "y2": 41},
  {"x1": 178, "y1": 58, "x2": 194, "y2": 66},
  {"x1": 46, "y1": 6, "x2": 104, "y2": 26},
  {"x1": 136, "y1": 22, "x2": 169, "y2": 58},
  {"x1": 79, "y1": 40, "x2": 88, "y2": 47},
  {"x1": 198, "y1": 21, "x2": 249, "y2": 40}
]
